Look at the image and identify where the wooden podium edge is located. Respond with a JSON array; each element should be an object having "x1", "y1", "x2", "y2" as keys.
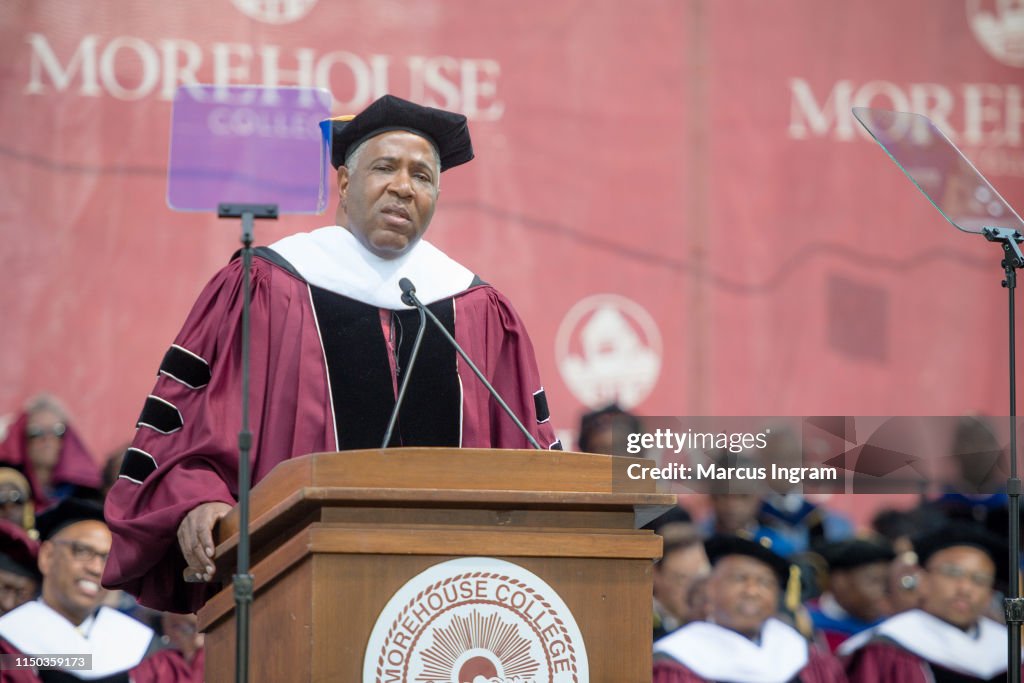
[{"x1": 198, "y1": 522, "x2": 663, "y2": 632}]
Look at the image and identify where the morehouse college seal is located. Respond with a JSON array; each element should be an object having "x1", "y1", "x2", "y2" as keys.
[{"x1": 363, "y1": 558, "x2": 589, "y2": 683}]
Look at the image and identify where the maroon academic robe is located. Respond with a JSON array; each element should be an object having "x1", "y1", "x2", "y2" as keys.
[
  {"x1": 842, "y1": 610, "x2": 1009, "y2": 683},
  {"x1": 0, "y1": 643, "x2": 200, "y2": 683},
  {"x1": 653, "y1": 649, "x2": 848, "y2": 683},
  {"x1": 845, "y1": 641, "x2": 1009, "y2": 683},
  {"x1": 0, "y1": 601, "x2": 154, "y2": 683},
  {"x1": 653, "y1": 618, "x2": 848, "y2": 683},
  {"x1": 0, "y1": 413, "x2": 101, "y2": 509},
  {"x1": 103, "y1": 249, "x2": 560, "y2": 613},
  {"x1": 844, "y1": 642, "x2": 938, "y2": 683},
  {"x1": 0, "y1": 638, "x2": 38, "y2": 683},
  {"x1": 128, "y1": 648, "x2": 204, "y2": 683}
]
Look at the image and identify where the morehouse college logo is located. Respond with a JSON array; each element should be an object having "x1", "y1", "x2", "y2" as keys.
[
  {"x1": 967, "y1": 0, "x2": 1024, "y2": 67},
  {"x1": 230, "y1": 0, "x2": 319, "y2": 24},
  {"x1": 555, "y1": 294, "x2": 662, "y2": 411},
  {"x1": 363, "y1": 558, "x2": 588, "y2": 683}
]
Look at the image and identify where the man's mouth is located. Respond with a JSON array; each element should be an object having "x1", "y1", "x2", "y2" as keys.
[
  {"x1": 381, "y1": 205, "x2": 411, "y2": 222},
  {"x1": 76, "y1": 579, "x2": 101, "y2": 597}
]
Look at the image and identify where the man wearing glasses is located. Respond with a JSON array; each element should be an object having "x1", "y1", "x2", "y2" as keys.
[
  {"x1": 0, "y1": 498, "x2": 156, "y2": 681},
  {"x1": 843, "y1": 522, "x2": 1009, "y2": 682}
]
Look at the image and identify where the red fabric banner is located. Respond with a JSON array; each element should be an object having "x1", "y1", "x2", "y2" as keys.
[{"x1": 1, "y1": 0, "x2": 1021, "y2": 523}]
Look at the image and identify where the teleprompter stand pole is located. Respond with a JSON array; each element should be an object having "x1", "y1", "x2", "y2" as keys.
[
  {"x1": 217, "y1": 202, "x2": 278, "y2": 683},
  {"x1": 983, "y1": 226, "x2": 1024, "y2": 683}
]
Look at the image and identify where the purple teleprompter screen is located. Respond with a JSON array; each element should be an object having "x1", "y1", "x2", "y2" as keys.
[{"x1": 167, "y1": 84, "x2": 333, "y2": 214}]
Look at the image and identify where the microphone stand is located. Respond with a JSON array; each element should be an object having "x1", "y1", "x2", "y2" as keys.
[
  {"x1": 217, "y1": 202, "x2": 278, "y2": 683},
  {"x1": 398, "y1": 278, "x2": 543, "y2": 450},
  {"x1": 983, "y1": 226, "x2": 1023, "y2": 683}
]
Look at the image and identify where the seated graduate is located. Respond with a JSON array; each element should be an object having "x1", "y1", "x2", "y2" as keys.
[
  {"x1": 0, "y1": 520, "x2": 40, "y2": 616},
  {"x1": 0, "y1": 498, "x2": 156, "y2": 682},
  {"x1": 654, "y1": 535, "x2": 847, "y2": 683},
  {"x1": 652, "y1": 523, "x2": 710, "y2": 640},
  {"x1": 0, "y1": 397, "x2": 102, "y2": 509},
  {"x1": 842, "y1": 521, "x2": 1011, "y2": 683},
  {"x1": 102, "y1": 94, "x2": 561, "y2": 614},
  {"x1": 756, "y1": 427, "x2": 854, "y2": 554},
  {"x1": 807, "y1": 537, "x2": 895, "y2": 652},
  {"x1": 698, "y1": 452, "x2": 798, "y2": 558}
]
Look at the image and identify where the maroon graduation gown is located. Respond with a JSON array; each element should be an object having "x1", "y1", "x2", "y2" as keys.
[
  {"x1": 0, "y1": 641, "x2": 201, "y2": 683},
  {"x1": 653, "y1": 648, "x2": 848, "y2": 683},
  {"x1": 653, "y1": 617, "x2": 848, "y2": 683},
  {"x1": 128, "y1": 648, "x2": 204, "y2": 683},
  {"x1": 103, "y1": 252, "x2": 560, "y2": 613},
  {"x1": 842, "y1": 609, "x2": 1009, "y2": 683},
  {"x1": 846, "y1": 641, "x2": 1006, "y2": 683}
]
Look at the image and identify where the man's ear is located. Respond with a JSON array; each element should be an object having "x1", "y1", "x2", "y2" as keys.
[
  {"x1": 337, "y1": 167, "x2": 350, "y2": 208},
  {"x1": 38, "y1": 540, "x2": 55, "y2": 578}
]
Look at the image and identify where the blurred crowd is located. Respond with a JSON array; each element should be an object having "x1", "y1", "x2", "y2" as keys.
[
  {"x1": 0, "y1": 393, "x2": 1016, "y2": 682},
  {"x1": 0, "y1": 394, "x2": 203, "y2": 683},
  {"x1": 577, "y1": 403, "x2": 1017, "y2": 682}
]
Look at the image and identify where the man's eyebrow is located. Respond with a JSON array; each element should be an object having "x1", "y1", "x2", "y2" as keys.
[{"x1": 369, "y1": 155, "x2": 435, "y2": 172}]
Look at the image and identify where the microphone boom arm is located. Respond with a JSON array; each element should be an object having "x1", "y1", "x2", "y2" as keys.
[{"x1": 400, "y1": 279, "x2": 543, "y2": 450}]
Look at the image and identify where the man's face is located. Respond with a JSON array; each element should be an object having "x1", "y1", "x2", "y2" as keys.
[
  {"x1": 706, "y1": 555, "x2": 779, "y2": 639},
  {"x1": 919, "y1": 545, "x2": 995, "y2": 630},
  {"x1": 339, "y1": 131, "x2": 439, "y2": 259},
  {"x1": 38, "y1": 520, "x2": 111, "y2": 625},
  {"x1": 830, "y1": 561, "x2": 892, "y2": 623},
  {"x1": 653, "y1": 544, "x2": 711, "y2": 622},
  {"x1": 0, "y1": 567, "x2": 38, "y2": 615},
  {"x1": 25, "y1": 409, "x2": 65, "y2": 474}
]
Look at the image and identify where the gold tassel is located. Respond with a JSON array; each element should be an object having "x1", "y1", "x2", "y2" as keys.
[
  {"x1": 785, "y1": 564, "x2": 801, "y2": 613},
  {"x1": 786, "y1": 564, "x2": 813, "y2": 638}
]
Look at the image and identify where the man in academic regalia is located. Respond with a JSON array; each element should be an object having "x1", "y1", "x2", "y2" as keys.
[
  {"x1": 0, "y1": 498, "x2": 159, "y2": 682},
  {"x1": 807, "y1": 537, "x2": 895, "y2": 652},
  {"x1": 653, "y1": 536, "x2": 847, "y2": 683},
  {"x1": 843, "y1": 522, "x2": 1011, "y2": 682},
  {"x1": 0, "y1": 520, "x2": 40, "y2": 616},
  {"x1": 102, "y1": 95, "x2": 562, "y2": 614}
]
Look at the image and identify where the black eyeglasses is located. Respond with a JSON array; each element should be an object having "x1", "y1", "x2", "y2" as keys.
[
  {"x1": 52, "y1": 540, "x2": 109, "y2": 564},
  {"x1": 26, "y1": 423, "x2": 66, "y2": 439},
  {"x1": 931, "y1": 563, "x2": 995, "y2": 588},
  {"x1": 0, "y1": 490, "x2": 25, "y2": 505}
]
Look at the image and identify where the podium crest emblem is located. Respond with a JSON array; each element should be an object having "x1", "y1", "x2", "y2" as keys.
[{"x1": 364, "y1": 558, "x2": 588, "y2": 683}]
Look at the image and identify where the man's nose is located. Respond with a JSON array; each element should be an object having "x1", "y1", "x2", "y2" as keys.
[
  {"x1": 84, "y1": 554, "x2": 106, "y2": 575},
  {"x1": 388, "y1": 170, "x2": 414, "y2": 197}
]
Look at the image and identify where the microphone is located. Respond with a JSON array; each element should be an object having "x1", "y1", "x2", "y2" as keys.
[
  {"x1": 400, "y1": 278, "x2": 417, "y2": 307},
  {"x1": 380, "y1": 281, "x2": 427, "y2": 448},
  {"x1": 395, "y1": 278, "x2": 543, "y2": 450}
]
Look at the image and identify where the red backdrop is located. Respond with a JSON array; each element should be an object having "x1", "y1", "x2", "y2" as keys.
[{"x1": 1, "y1": 0, "x2": 1022, "y2": 523}]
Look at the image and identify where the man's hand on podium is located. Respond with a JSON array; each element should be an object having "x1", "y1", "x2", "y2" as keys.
[{"x1": 178, "y1": 501, "x2": 233, "y2": 583}]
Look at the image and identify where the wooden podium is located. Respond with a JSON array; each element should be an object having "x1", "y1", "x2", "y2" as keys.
[{"x1": 197, "y1": 448, "x2": 674, "y2": 681}]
